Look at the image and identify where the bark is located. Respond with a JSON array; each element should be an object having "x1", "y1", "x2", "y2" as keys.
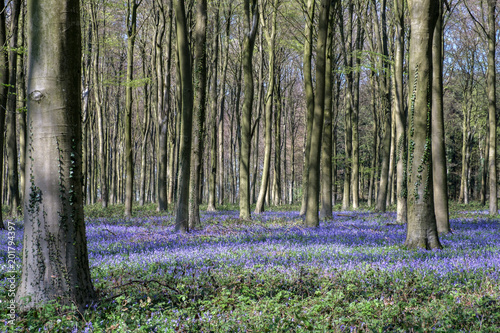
[
  {"x1": 405, "y1": 0, "x2": 441, "y2": 250},
  {"x1": 0, "y1": 2, "x2": 7, "y2": 229},
  {"x1": 300, "y1": 0, "x2": 315, "y2": 215},
  {"x1": 188, "y1": 0, "x2": 208, "y2": 230},
  {"x1": 17, "y1": 0, "x2": 96, "y2": 310},
  {"x1": 207, "y1": 6, "x2": 220, "y2": 212},
  {"x1": 124, "y1": 0, "x2": 140, "y2": 218},
  {"x1": 255, "y1": 0, "x2": 278, "y2": 214},
  {"x1": 487, "y1": 0, "x2": 497, "y2": 215},
  {"x1": 6, "y1": 0, "x2": 22, "y2": 216},
  {"x1": 305, "y1": 0, "x2": 330, "y2": 227},
  {"x1": 273, "y1": 64, "x2": 282, "y2": 206},
  {"x1": 374, "y1": 0, "x2": 391, "y2": 212},
  {"x1": 394, "y1": 0, "x2": 407, "y2": 223},
  {"x1": 174, "y1": 0, "x2": 194, "y2": 232},
  {"x1": 320, "y1": 20, "x2": 334, "y2": 219},
  {"x1": 432, "y1": 0, "x2": 450, "y2": 233},
  {"x1": 239, "y1": 0, "x2": 258, "y2": 220}
]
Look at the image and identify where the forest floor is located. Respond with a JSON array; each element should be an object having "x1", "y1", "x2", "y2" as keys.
[{"x1": 1, "y1": 203, "x2": 500, "y2": 332}]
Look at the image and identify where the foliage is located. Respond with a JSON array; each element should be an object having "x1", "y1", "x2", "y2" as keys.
[{"x1": 1, "y1": 207, "x2": 500, "y2": 331}]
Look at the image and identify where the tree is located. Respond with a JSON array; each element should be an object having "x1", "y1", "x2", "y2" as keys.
[
  {"x1": 16, "y1": 0, "x2": 96, "y2": 310},
  {"x1": 394, "y1": 0, "x2": 407, "y2": 223},
  {"x1": 255, "y1": 0, "x2": 278, "y2": 214},
  {"x1": 124, "y1": 0, "x2": 141, "y2": 218},
  {"x1": 305, "y1": 0, "x2": 331, "y2": 227},
  {"x1": 5, "y1": 0, "x2": 22, "y2": 216},
  {"x1": 174, "y1": 0, "x2": 194, "y2": 232},
  {"x1": 432, "y1": 0, "x2": 450, "y2": 233},
  {"x1": 0, "y1": 1, "x2": 7, "y2": 229},
  {"x1": 299, "y1": 0, "x2": 315, "y2": 215},
  {"x1": 405, "y1": 0, "x2": 442, "y2": 250},
  {"x1": 486, "y1": 0, "x2": 497, "y2": 215},
  {"x1": 239, "y1": 0, "x2": 258, "y2": 220},
  {"x1": 188, "y1": 0, "x2": 208, "y2": 229}
]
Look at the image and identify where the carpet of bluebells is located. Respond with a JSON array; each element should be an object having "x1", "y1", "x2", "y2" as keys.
[{"x1": 1, "y1": 207, "x2": 500, "y2": 332}]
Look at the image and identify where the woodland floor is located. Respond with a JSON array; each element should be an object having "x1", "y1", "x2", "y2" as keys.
[{"x1": 1, "y1": 203, "x2": 500, "y2": 332}]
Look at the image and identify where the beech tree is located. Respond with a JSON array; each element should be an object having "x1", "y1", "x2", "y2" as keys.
[
  {"x1": 405, "y1": 0, "x2": 442, "y2": 250},
  {"x1": 16, "y1": 0, "x2": 96, "y2": 310}
]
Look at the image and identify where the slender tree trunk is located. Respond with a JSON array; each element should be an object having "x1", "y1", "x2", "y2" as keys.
[
  {"x1": 174, "y1": 0, "x2": 194, "y2": 232},
  {"x1": 239, "y1": 0, "x2": 258, "y2": 220},
  {"x1": 17, "y1": 7, "x2": 27, "y2": 206},
  {"x1": 17, "y1": 0, "x2": 96, "y2": 310},
  {"x1": 300, "y1": 0, "x2": 315, "y2": 215},
  {"x1": 207, "y1": 6, "x2": 220, "y2": 212},
  {"x1": 255, "y1": 0, "x2": 277, "y2": 214},
  {"x1": 273, "y1": 64, "x2": 282, "y2": 206},
  {"x1": 188, "y1": 0, "x2": 207, "y2": 229},
  {"x1": 305, "y1": 0, "x2": 330, "y2": 227},
  {"x1": 432, "y1": 0, "x2": 450, "y2": 233},
  {"x1": 124, "y1": 0, "x2": 140, "y2": 218},
  {"x1": 320, "y1": 20, "x2": 333, "y2": 219},
  {"x1": 374, "y1": 0, "x2": 391, "y2": 212},
  {"x1": 487, "y1": 0, "x2": 497, "y2": 215},
  {"x1": 394, "y1": 0, "x2": 407, "y2": 223},
  {"x1": 405, "y1": 0, "x2": 441, "y2": 250}
]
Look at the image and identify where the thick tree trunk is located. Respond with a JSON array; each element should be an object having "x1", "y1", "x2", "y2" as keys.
[
  {"x1": 239, "y1": 0, "x2": 258, "y2": 220},
  {"x1": 305, "y1": 0, "x2": 330, "y2": 227},
  {"x1": 487, "y1": 0, "x2": 497, "y2": 215},
  {"x1": 405, "y1": 0, "x2": 441, "y2": 250},
  {"x1": 16, "y1": 0, "x2": 96, "y2": 310},
  {"x1": 432, "y1": 0, "x2": 450, "y2": 233},
  {"x1": 174, "y1": 0, "x2": 194, "y2": 232},
  {"x1": 6, "y1": 0, "x2": 21, "y2": 216},
  {"x1": 188, "y1": 0, "x2": 208, "y2": 230},
  {"x1": 0, "y1": 3, "x2": 7, "y2": 229}
]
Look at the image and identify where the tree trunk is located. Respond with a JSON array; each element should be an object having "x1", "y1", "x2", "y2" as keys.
[
  {"x1": 124, "y1": 0, "x2": 139, "y2": 218},
  {"x1": 305, "y1": 0, "x2": 330, "y2": 227},
  {"x1": 18, "y1": 5, "x2": 26, "y2": 206},
  {"x1": 16, "y1": 0, "x2": 96, "y2": 310},
  {"x1": 255, "y1": 0, "x2": 277, "y2": 214},
  {"x1": 405, "y1": 0, "x2": 441, "y2": 250},
  {"x1": 300, "y1": 0, "x2": 315, "y2": 215},
  {"x1": 188, "y1": 0, "x2": 207, "y2": 230},
  {"x1": 239, "y1": 0, "x2": 258, "y2": 220},
  {"x1": 6, "y1": 0, "x2": 22, "y2": 216},
  {"x1": 394, "y1": 0, "x2": 407, "y2": 223},
  {"x1": 487, "y1": 0, "x2": 497, "y2": 215},
  {"x1": 174, "y1": 0, "x2": 194, "y2": 232},
  {"x1": 432, "y1": 0, "x2": 450, "y2": 233},
  {"x1": 0, "y1": 2, "x2": 7, "y2": 229}
]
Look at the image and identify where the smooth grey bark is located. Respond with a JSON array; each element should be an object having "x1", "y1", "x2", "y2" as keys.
[
  {"x1": 320, "y1": 21, "x2": 334, "y2": 220},
  {"x1": 155, "y1": 0, "x2": 169, "y2": 212},
  {"x1": 405, "y1": 0, "x2": 442, "y2": 250},
  {"x1": 394, "y1": 0, "x2": 407, "y2": 224},
  {"x1": 6, "y1": 0, "x2": 21, "y2": 216},
  {"x1": 0, "y1": 2, "x2": 7, "y2": 229},
  {"x1": 16, "y1": 0, "x2": 96, "y2": 310},
  {"x1": 487, "y1": 0, "x2": 497, "y2": 215},
  {"x1": 305, "y1": 0, "x2": 330, "y2": 227},
  {"x1": 17, "y1": 6, "x2": 27, "y2": 206},
  {"x1": 255, "y1": 0, "x2": 278, "y2": 214},
  {"x1": 124, "y1": 0, "x2": 140, "y2": 218},
  {"x1": 174, "y1": 0, "x2": 194, "y2": 232},
  {"x1": 299, "y1": 0, "x2": 315, "y2": 215},
  {"x1": 239, "y1": 0, "x2": 258, "y2": 220},
  {"x1": 188, "y1": 0, "x2": 208, "y2": 230},
  {"x1": 432, "y1": 0, "x2": 450, "y2": 233},
  {"x1": 374, "y1": 0, "x2": 391, "y2": 212},
  {"x1": 207, "y1": 5, "x2": 220, "y2": 212}
]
